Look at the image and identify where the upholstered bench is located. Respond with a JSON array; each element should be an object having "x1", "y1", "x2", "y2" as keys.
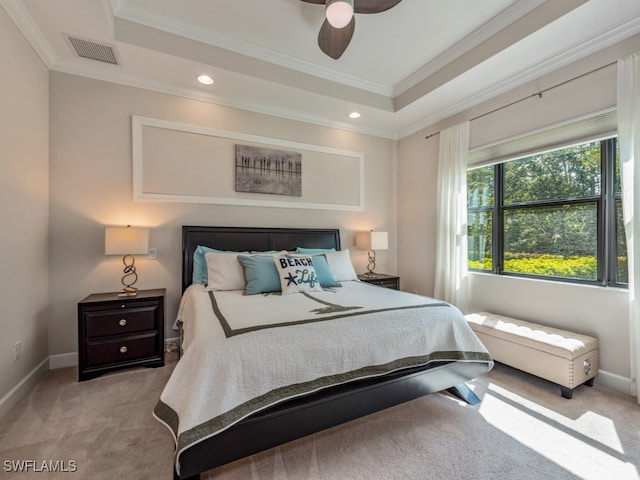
[{"x1": 465, "y1": 312, "x2": 598, "y2": 399}]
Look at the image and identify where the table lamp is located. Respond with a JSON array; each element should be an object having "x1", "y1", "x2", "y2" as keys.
[
  {"x1": 105, "y1": 226, "x2": 149, "y2": 296},
  {"x1": 356, "y1": 230, "x2": 388, "y2": 278}
]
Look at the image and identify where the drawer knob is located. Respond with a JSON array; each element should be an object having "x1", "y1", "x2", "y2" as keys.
[
  {"x1": 120, "y1": 346, "x2": 128, "y2": 354},
  {"x1": 119, "y1": 319, "x2": 127, "y2": 327}
]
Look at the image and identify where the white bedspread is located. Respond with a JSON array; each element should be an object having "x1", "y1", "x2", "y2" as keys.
[{"x1": 155, "y1": 282, "x2": 492, "y2": 473}]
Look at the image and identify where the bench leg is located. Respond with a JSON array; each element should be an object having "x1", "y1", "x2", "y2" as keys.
[
  {"x1": 560, "y1": 386, "x2": 573, "y2": 399},
  {"x1": 585, "y1": 377, "x2": 595, "y2": 387}
]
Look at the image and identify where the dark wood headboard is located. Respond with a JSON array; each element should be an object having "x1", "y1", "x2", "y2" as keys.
[{"x1": 182, "y1": 226, "x2": 341, "y2": 292}]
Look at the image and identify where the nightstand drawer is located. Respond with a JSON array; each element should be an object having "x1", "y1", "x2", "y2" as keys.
[
  {"x1": 357, "y1": 274, "x2": 400, "y2": 290},
  {"x1": 84, "y1": 305, "x2": 159, "y2": 339},
  {"x1": 85, "y1": 332, "x2": 159, "y2": 368},
  {"x1": 366, "y1": 278, "x2": 398, "y2": 289}
]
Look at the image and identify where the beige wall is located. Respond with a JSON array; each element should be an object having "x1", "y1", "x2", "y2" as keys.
[
  {"x1": 0, "y1": 7, "x2": 50, "y2": 409},
  {"x1": 397, "y1": 131, "x2": 438, "y2": 297},
  {"x1": 49, "y1": 72, "x2": 397, "y2": 357},
  {"x1": 397, "y1": 35, "x2": 640, "y2": 393}
]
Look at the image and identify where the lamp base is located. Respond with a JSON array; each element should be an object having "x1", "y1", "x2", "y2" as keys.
[
  {"x1": 364, "y1": 249, "x2": 379, "y2": 278},
  {"x1": 119, "y1": 255, "x2": 139, "y2": 296},
  {"x1": 361, "y1": 272, "x2": 381, "y2": 278},
  {"x1": 118, "y1": 287, "x2": 139, "y2": 297}
]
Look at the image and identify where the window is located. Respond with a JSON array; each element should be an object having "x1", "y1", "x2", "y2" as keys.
[{"x1": 467, "y1": 137, "x2": 627, "y2": 286}]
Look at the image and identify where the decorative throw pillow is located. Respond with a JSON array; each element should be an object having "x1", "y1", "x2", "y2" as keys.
[
  {"x1": 237, "y1": 254, "x2": 283, "y2": 295},
  {"x1": 325, "y1": 249, "x2": 358, "y2": 282},
  {"x1": 193, "y1": 246, "x2": 248, "y2": 285},
  {"x1": 274, "y1": 255, "x2": 323, "y2": 294},
  {"x1": 296, "y1": 247, "x2": 336, "y2": 255},
  {"x1": 192, "y1": 245, "x2": 218, "y2": 284},
  {"x1": 204, "y1": 252, "x2": 246, "y2": 291},
  {"x1": 288, "y1": 253, "x2": 340, "y2": 288}
]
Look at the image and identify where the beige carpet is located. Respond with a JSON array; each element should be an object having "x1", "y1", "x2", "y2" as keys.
[{"x1": 1, "y1": 355, "x2": 639, "y2": 480}]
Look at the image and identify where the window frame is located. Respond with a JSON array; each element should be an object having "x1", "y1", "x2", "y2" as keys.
[{"x1": 467, "y1": 136, "x2": 626, "y2": 288}]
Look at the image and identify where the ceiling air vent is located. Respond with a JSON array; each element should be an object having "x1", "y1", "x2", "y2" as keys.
[{"x1": 65, "y1": 35, "x2": 119, "y2": 65}]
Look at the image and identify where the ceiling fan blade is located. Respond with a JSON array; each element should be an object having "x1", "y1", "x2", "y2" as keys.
[
  {"x1": 299, "y1": 0, "x2": 325, "y2": 3},
  {"x1": 354, "y1": 0, "x2": 402, "y2": 14},
  {"x1": 318, "y1": 16, "x2": 355, "y2": 60}
]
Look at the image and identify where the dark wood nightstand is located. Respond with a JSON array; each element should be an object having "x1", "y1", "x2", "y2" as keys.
[
  {"x1": 357, "y1": 274, "x2": 400, "y2": 290},
  {"x1": 77, "y1": 289, "x2": 165, "y2": 381}
]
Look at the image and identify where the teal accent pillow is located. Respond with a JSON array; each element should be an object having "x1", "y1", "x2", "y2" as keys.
[
  {"x1": 296, "y1": 247, "x2": 336, "y2": 255},
  {"x1": 287, "y1": 253, "x2": 339, "y2": 287},
  {"x1": 193, "y1": 246, "x2": 218, "y2": 284},
  {"x1": 308, "y1": 255, "x2": 340, "y2": 287},
  {"x1": 237, "y1": 254, "x2": 282, "y2": 295},
  {"x1": 289, "y1": 253, "x2": 341, "y2": 287}
]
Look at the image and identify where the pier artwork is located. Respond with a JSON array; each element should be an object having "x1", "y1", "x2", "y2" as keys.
[{"x1": 235, "y1": 144, "x2": 302, "y2": 197}]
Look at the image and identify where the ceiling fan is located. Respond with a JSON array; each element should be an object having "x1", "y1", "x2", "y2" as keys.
[{"x1": 300, "y1": 0, "x2": 402, "y2": 60}]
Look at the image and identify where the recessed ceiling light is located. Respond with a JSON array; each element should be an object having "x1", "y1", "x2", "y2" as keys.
[
  {"x1": 349, "y1": 111, "x2": 361, "y2": 119},
  {"x1": 197, "y1": 74, "x2": 214, "y2": 85}
]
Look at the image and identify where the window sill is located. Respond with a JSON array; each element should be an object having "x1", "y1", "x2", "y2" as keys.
[{"x1": 468, "y1": 270, "x2": 628, "y2": 292}]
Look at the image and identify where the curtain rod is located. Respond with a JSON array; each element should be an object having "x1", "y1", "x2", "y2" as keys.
[{"x1": 424, "y1": 61, "x2": 617, "y2": 140}]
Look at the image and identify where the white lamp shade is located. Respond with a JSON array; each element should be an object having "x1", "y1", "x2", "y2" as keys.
[
  {"x1": 105, "y1": 227, "x2": 149, "y2": 255},
  {"x1": 326, "y1": 0, "x2": 354, "y2": 28},
  {"x1": 370, "y1": 231, "x2": 388, "y2": 250},
  {"x1": 356, "y1": 231, "x2": 388, "y2": 251}
]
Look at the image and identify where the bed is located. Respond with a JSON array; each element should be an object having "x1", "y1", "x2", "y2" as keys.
[{"x1": 155, "y1": 226, "x2": 493, "y2": 480}]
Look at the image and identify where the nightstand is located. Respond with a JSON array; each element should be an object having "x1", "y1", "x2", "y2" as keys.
[
  {"x1": 77, "y1": 288, "x2": 165, "y2": 381},
  {"x1": 357, "y1": 274, "x2": 400, "y2": 290}
]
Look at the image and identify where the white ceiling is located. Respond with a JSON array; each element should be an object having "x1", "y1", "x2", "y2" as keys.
[{"x1": 5, "y1": 0, "x2": 640, "y2": 138}]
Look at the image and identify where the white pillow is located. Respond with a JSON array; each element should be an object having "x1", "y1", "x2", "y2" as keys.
[
  {"x1": 204, "y1": 252, "x2": 246, "y2": 291},
  {"x1": 325, "y1": 249, "x2": 358, "y2": 282},
  {"x1": 274, "y1": 255, "x2": 323, "y2": 295}
]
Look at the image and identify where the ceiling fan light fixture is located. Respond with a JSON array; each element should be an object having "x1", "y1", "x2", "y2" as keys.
[{"x1": 325, "y1": 0, "x2": 354, "y2": 29}]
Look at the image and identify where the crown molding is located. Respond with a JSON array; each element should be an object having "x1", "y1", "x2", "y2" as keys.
[
  {"x1": 115, "y1": 2, "x2": 394, "y2": 97},
  {"x1": 51, "y1": 57, "x2": 397, "y2": 140},
  {"x1": 394, "y1": 0, "x2": 545, "y2": 96},
  {"x1": 1, "y1": 0, "x2": 56, "y2": 67},
  {"x1": 398, "y1": 13, "x2": 640, "y2": 139},
  {"x1": 8, "y1": 0, "x2": 640, "y2": 141}
]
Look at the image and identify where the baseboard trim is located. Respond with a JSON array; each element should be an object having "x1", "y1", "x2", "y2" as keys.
[
  {"x1": 165, "y1": 336, "x2": 180, "y2": 352},
  {"x1": 595, "y1": 369, "x2": 631, "y2": 396},
  {"x1": 0, "y1": 357, "x2": 49, "y2": 419},
  {"x1": 49, "y1": 352, "x2": 78, "y2": 369},
  {"x1": 2, "y1": 340, "x2": 183, "y2": 420}
]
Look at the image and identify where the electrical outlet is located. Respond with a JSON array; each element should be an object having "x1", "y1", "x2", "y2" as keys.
[
  {"x1": 148, "y1": 247, "x2": 157, "y2": 260},
  {"x1": 14, "y1": 341, "x2": 21, "y2": 360}
]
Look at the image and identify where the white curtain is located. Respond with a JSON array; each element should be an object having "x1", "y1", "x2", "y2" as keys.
[
  {"x1": 618, "y1": 53, "x2": 640, "y2": 402},
  {"x1": 434, "y1": 121, "x2": 470, "y2": 312}
]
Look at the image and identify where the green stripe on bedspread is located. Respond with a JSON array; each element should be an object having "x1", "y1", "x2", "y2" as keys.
[
  {"x1": 209, "y1": 290, "x2": 451, "y2": 338},
  {"x1": 154, "y1": 400, "x2": 180, "y2": 438},
  {"x1": 173, "y1": 349, "x2": 492, "y2": 455}
]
